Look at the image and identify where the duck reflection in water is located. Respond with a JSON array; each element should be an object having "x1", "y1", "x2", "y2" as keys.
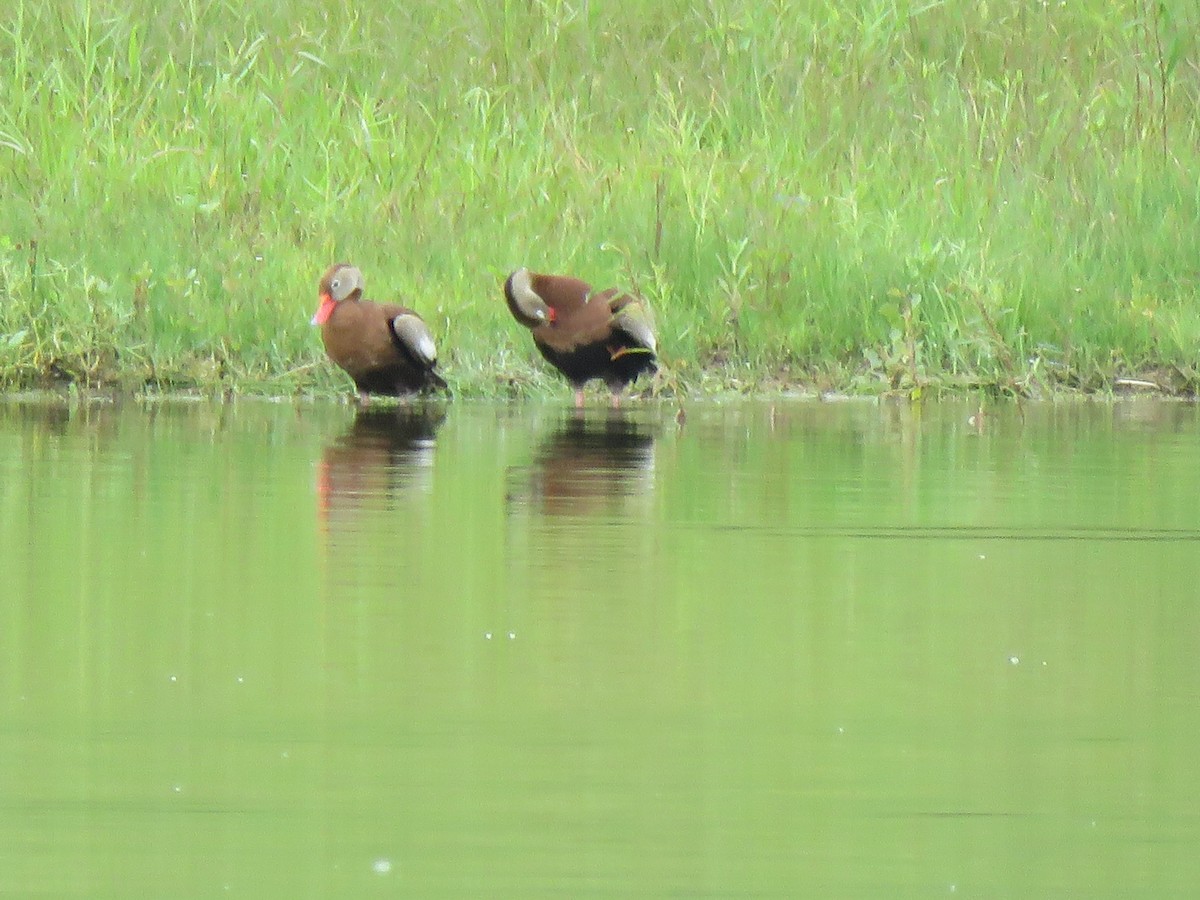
[
  {"x1": 317, "y1": 405, "x2": 446, "y2": 522},
  {"x1": 508, "y1": 411, "x2": 657, "y2": 519}
]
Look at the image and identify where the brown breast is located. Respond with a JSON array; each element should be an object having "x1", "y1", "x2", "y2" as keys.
[{"x1": 320, "y1": 299, "x2": 404, "y2": 379}]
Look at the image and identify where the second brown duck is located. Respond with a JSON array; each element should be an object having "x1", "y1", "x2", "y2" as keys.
[{"x1": 503, "y1": 267, "x2": 658, "y2": 408}]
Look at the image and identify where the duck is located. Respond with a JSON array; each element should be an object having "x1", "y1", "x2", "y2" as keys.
[
  {"x1": 503, "y1": 267, "x2": 658, "y2": 408},
  {"x1": 312, "y1": 263, "x2": 447, "y2": 402}
]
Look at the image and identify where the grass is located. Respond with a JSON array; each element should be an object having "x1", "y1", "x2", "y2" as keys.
[{"x1": 1, "y1": 0, "x2": 1199, "y2": 399}]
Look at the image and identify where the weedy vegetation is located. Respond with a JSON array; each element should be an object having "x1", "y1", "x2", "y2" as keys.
[{"x1": 1, "y1": 0, "x2": 1199, "y2": 399}]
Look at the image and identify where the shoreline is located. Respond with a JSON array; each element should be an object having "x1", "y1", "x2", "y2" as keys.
[{"x1": 1, "y1": 371, "x2": 1194, "y2": 406}]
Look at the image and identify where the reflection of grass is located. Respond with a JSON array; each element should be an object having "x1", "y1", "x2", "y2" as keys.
[{"x1": 1, "y1": 1, "x2": 1198, "y2": 397}]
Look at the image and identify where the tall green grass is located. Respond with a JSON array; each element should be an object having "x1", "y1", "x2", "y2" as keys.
[{"x1": 1, "y1": 0, "x2": 1198, "y2": 397}]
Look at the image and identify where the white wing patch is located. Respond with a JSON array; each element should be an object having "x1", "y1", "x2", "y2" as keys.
[
  {"x1": 392, "y1": 314, "x2": 438, "y2": 365},
  {"x1": 614, "y1": 306, "x2": 657, "y2": 354},
  {"x1": 416, "y1": 332, "x2": 437, "y2": 363}
]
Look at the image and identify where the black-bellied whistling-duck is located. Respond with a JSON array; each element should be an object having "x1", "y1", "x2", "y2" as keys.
[
  {"x1": 312, "y1": 263, "x2": 447, "y2": 402},
  {"x1": 503, "y1": 268, "x2": 658, "y2": 408}
]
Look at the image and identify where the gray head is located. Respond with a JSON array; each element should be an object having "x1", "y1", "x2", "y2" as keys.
[
  {"x1": 504, "y1": 268, "x2": 554, "y2": 327},
  {"x1": 322, "y1": 264, "x2": 365, "y2": 302}
]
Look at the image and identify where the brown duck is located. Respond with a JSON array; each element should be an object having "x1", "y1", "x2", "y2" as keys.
[
  {"x1": 503, "y1": 268, "x2": 657, "y2": 408},
  {"x1": 312, "y1": 263, "x2": 446, "y2": 401}
]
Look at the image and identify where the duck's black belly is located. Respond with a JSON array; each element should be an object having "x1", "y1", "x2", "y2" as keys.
[
  {"x1": 353, "y1": 363, "x2": 445, "y2": 396},
  {"x1": 536, "y1": 338, "x2": 657, "y2": 389}
]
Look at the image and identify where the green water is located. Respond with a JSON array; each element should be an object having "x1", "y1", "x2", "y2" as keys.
[{"x1": 2, "y1": 398, "x2": 1198, "y2": 896}]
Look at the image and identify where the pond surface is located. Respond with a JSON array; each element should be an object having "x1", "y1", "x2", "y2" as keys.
[{"x1": 2, "y1": 397, "x2": 1199, "y2": 896}]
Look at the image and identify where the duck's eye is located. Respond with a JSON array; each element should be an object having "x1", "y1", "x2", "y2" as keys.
[{"x1": 331, "y1": 278, "x2": 341, "y2": 290}]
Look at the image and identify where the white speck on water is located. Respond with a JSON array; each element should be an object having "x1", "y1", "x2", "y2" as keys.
[
  {"x1": 485, "y1": 632, "x2": 493, "y2": 640},
  {"x1": 949, "y1": 885, "x2": 957, "y2": 893},
  {"x1": 836, "y1": 726, "x2": 845, "y2": 734},
  {"x1": 280, "y1": 751, "x2": 290, "y2": 759},
  {"x1": 507, "y1": 632, "x2": 516, "y2": 640},
  {"x1": 236, "y1": 676, "x2": 244, "y2": 684},
  {"x1": 372, "y1": 859, "x2": 393, "y2": 875},
  {"x1": 1009, "y1": 656, "x2": 1020, "y2": 665},
  {"x1": 1042, "y1": 661, "x2": 1047, "y2": 667},
  {"x1": 978, "y1": 554, "x2": 986, "y2": 560},
  {"x1": 169, "y1": 675, "x2": 178, "y2": 683},
  {"x1": 172, "y1": 784, "x2": 182, "y2": 794}
]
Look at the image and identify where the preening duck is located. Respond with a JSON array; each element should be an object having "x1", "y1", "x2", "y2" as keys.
[{"x1": 503, "y1": 267, "x2": 657, "y2": 408}]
